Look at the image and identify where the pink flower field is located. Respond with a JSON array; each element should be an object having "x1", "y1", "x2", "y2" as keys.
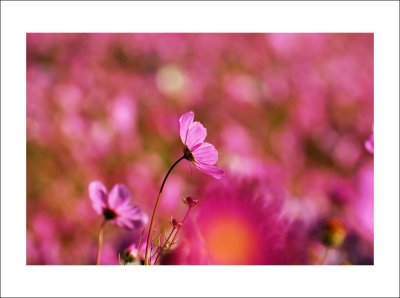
[{"x1": 26, "y1": 33, "x2": 373, "y2": 265}]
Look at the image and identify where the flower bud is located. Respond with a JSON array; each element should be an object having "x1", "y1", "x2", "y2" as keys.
[
  {"x1": 183, "y1": 196, "x2": 199, "y2": 208},
  {"x1": 170, "y1": 217, "x2": 183, "y2": 229},
  {"x1": 123, "y1": 246, "x2": 142, "y2": 265}
]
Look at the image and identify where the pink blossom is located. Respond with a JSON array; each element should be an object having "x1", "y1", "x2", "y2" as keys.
[
  {"x1": 167, "y1": 176, "x2": 305, "y2": 265},
  {"x1": 364, "y1": 133, "x2": 374, "y2": 154},
  {"x1": 179, "y1": 111, "x2": 224, "y2": 179},
  {"x1": 88, "y1": 181, "x2": 148, "y2": 229}
]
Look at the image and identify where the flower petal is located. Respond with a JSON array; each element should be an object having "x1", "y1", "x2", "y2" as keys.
[
  {"x1": 113, "y1": 204, "x2": 148, "y2": 229},
  {"x1": 179, "y1": 111, "x2": 194, "y2": 144},
  {"x1": 108, "y1": 184, "x2": 131, "y2": 209},
  {"x1": 195, "y1": 163, "x2": 225, "y2": 179},
  {"x1": 186, "y1": 121, "x2": 207, "y2": 149},
  {"x1": 192, "y1": 142, "x2": 218, "y2": 165},
  {"x1": 114, "y1": 217, "x2": 135, "y2": 229},
  {"x1": 88, "y1": 181, "x2": 108, "y2": 215}
]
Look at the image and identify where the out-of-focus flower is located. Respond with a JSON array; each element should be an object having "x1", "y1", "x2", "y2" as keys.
[
  {"x1": 123, "y1": 242, "x2": 145, "y2": 265},
  {"x1": 110, "y1": 94, "x2": 137, "y2": 133},
  {"x1": 319, "y1": 218, "x2": 347, "y2": 248},
  {"x1": 169, "y1": 176, "x2": 305, "y2": 265},
  {"x1": 88, "y1": 181, "x2": 148, "y2": 229},
  {"x1": 156, "y1": 64, "x2": 187, "y2": 98},
  {"x1": 179, "y1": 111, "x2": 224, "y2": 179},
  {"x1": 364, "y1": 133, "x2": 374, "y2": 154},
  {"x1": 354, "y1": 164, "x2": 374, "y2": 240},
  {"x1": 123, "y1": 241, "x2": 156, "y2": 265}
]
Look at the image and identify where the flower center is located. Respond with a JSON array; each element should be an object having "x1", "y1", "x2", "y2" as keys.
[
  {"x1": 201, "y1": 213, "x2": 257, "y2": 264},
  {"x1": 103, "y1": 208, "x2": 117, "y2": 220},
  {"x1": 183, "y1": 145, "x2": 195, "y2": 161}
]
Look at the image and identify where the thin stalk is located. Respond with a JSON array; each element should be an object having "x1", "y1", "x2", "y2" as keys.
[
  {"x1": 144, "y1": 156, "x2": 185, "y2": 265},
  {"x1": 169, "y1": 208, "x2": 191, "y2": 249},
  {"x1": 154, "y1": 227, "x2": 176, "y2": 264},
  {"x1": 181, "y1": 207, "x2": 191, "y2": 223},
  {"x1": 96, "y1": 219, "x2": 107, "y2": 265},
  {"x1": 154, "y1": 207, "x2": 192, "y2": 264}
]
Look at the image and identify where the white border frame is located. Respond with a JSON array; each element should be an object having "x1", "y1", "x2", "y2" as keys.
[{"x1": 1, "y1": 1, "x2": 399, "y2": 297}]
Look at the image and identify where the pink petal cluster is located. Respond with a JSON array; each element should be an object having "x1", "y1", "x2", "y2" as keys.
[
  {"x1": 179, "y1": 111, "x2": 224, "y2": 179},
  {"x1": 88, "y1": 181, "x2": 148, "y2": 229}
]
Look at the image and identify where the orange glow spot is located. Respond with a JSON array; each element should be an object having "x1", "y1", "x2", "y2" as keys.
[{"x1": 202, "y1": 214, "x2": 257, "y2": 264}]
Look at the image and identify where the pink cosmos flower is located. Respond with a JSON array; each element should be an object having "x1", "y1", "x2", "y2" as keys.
[
  {"x1": 165, "y1": 176, "x2": 306, "y2": 265},
  {"x1": 179, "y1": 111, "x2": 224, "y2": 179},
  {"x1": 89, "y1": 181, "x2": 148, "y2": 229}
]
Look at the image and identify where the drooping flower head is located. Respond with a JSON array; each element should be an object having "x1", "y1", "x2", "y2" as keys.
[
  {"x1": 179, "y1": 111, "x2": 224, "y2": 179},
  {"x1": 89, "y1": 181, "x2": 148, "y2": 229}
]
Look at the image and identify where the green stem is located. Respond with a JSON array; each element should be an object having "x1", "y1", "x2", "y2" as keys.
[{"x1": 144, "y1": 156, "x2": 185, "y2": 265}]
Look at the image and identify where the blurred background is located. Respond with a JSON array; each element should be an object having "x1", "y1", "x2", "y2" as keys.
[{"x1": 27, "y1": 33, "x2": 373, "y2": 265}]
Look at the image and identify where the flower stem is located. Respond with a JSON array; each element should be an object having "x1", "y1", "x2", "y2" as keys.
[
  {"x1": 154, "y1": 227, "x2": 176, "y2": 265},
  {"x1": 144, "y1": 156, "x2": 185, "y2": 265},
  {"x1": 96, "y1": 219, "x2": 107, "y2": 265},
  {"x1": 169, "y1": 208, "x2": 191, "y2": 250},
  {"x1": 181, "y1": 207, "x2": 191, "y2": 223},
  {"x1": 154, "y1": 207, "x2": 192, "y2": 264}
]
